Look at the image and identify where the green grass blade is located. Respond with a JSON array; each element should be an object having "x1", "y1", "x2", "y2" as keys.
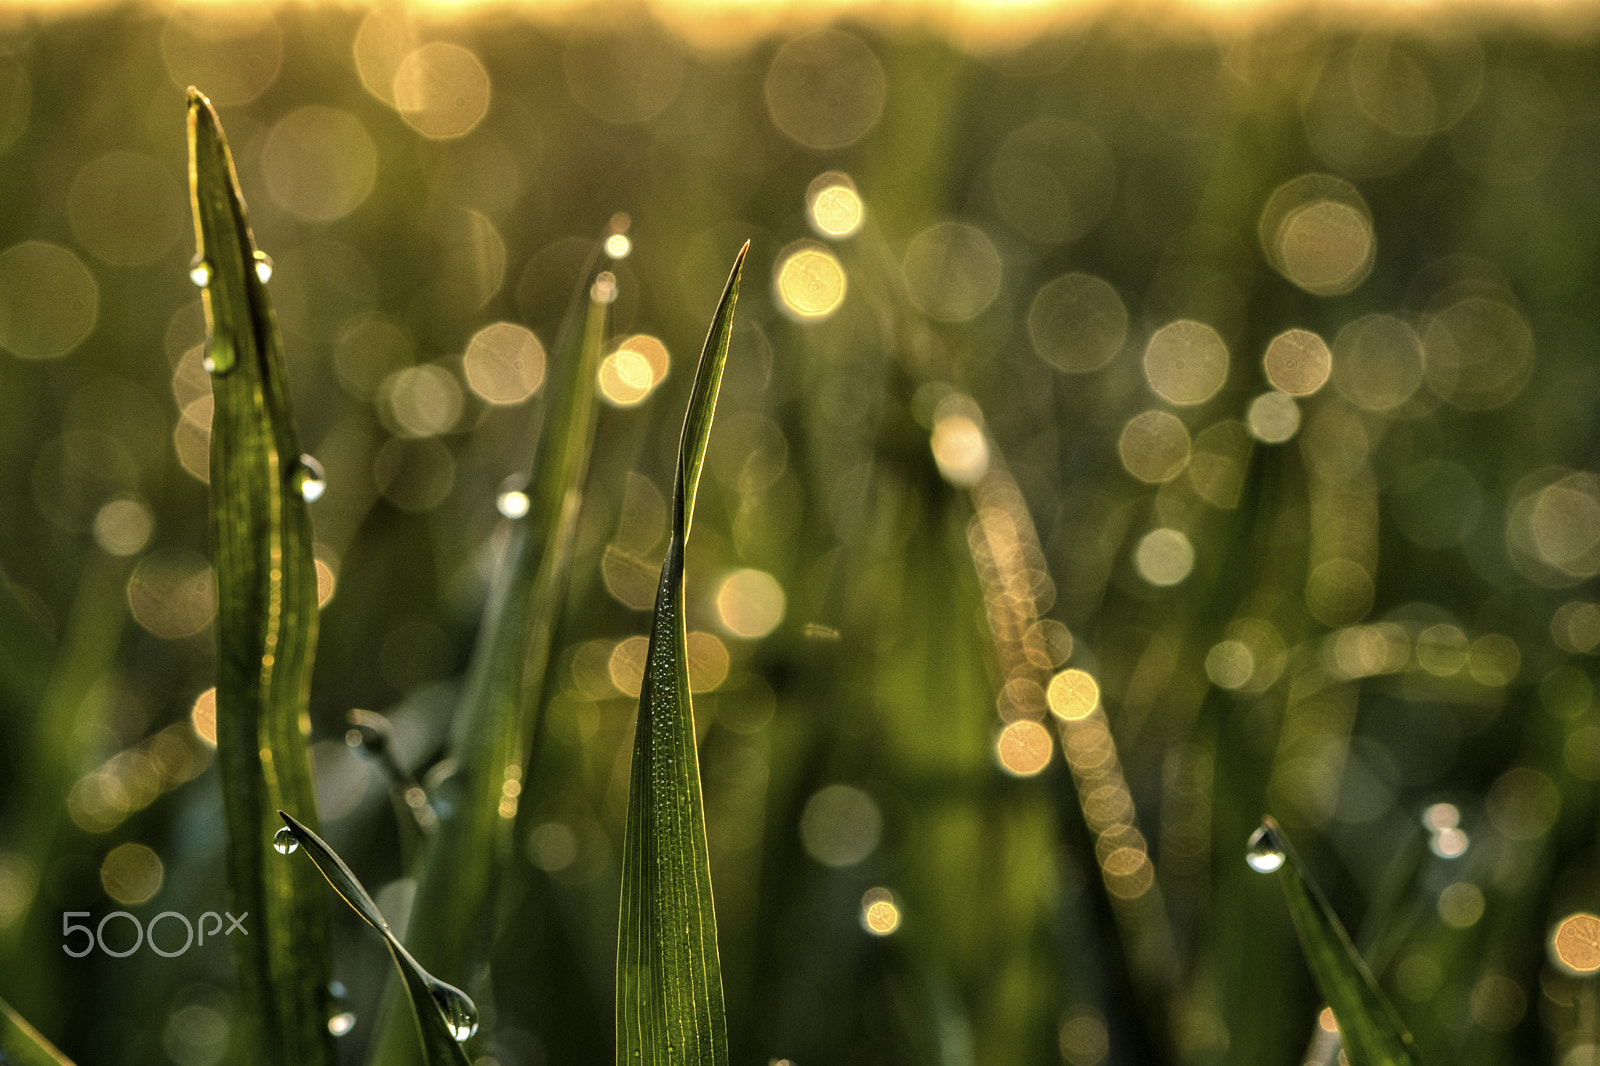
[
  {"x1": 369, "y1": 243, "x2": 615, "y2": 1066},
  {"x1": 187, "y1": 87, "x2": 332, "y2": 1066},
  {"x1": 0, "y1": 995, "x2": 77, "y2": 1066},
  {"x1": 617, "y1": 240, "x2": 747, "y2": 1066},
  {"x1": 277, "y1": 813, "x2": 473, "y2": 1066},
  {"x1": 1250, "y1": 818, "x2": 1422, "y2": 1066}
]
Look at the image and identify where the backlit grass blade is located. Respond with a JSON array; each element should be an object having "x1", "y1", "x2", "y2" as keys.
[
  {"x1": 277, "y1": 813, "x2": 473, "y2": 1066},
  {"x1": 0, "y1": 995, "x2": 76, "y2": 1066},
  {"x1": 187, "y1": 87, "x2": 332, "y2": 1066},
  {"x1": 617, "y1": 240, "x2": 748, "y2": 1066},
  {"x1": 369, "y1": 240, "x2": 615, "y2": 1066},
  {"x1": 1249, "y1": 818, "x2": 1422, "y2": 1066}
]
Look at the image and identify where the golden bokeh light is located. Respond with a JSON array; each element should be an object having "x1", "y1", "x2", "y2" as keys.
[
  {"x1": 1247, "y1": 391, "x2": 1300, "y2": 444},
  {"x1": 1468, "y1": 974, "x2": 1525, "y2": 1033},
  {"x1": 1553, "y1": 601, "x2": 1600, "y2": 654},
  {"x1": 799, "y1": 784, "x2": 882, "y2": 867},
  {"x1": 100, "y1": 843, "x2": 164, "y2": 906},
  {"x1": 861, "y1": 887, "x2": 900, "y2": 935},
  {"x1": 765, "y1": 30, "x2": 885, "y2": 150},
  {"x1": 261, "y1": 106, "x2": 378, "y2": 222},
  {"x1": 1135, "y1": 528, "x2": 1195, "y2": 586},
  {"x1": 94, "y1": 498, "x2": 155, "y2": 558},
  {"x1": 127, "y1": 550, "x2": 216, "y2": 639},
  {"x1": 393, "y1": 42, "x2": 490, "y2": 140},
  {"x1": 1423, "y1": 297, "x2": 1534, "y2": 410},
  {"x1": 380, "y1": 364, "x2": 464, "y2": 438},
  {"x1": 67, "y1": 152, "x2": 184, "y2": 267},
  {"x1": 686, "y1": 630, "x2": 731, "y2": 693},
  {"x1": 353, "y1": 4, "x2": 414, "y2": 107},
  {"x1": 463, "y1": 322, "x2": 546, "y2": 405},
  {"x1": 808, "y1": 173, "x2": 864, "y2": 238},
  {"x1": 598, "y1": 349, "x2": 656, "y2": 407},
  {"x1": 0, "y1": 241, "x2": 98, "y2": 360},
  {"x1": 1118, "y1": 409, "x2": 1191, "y2": 483},
  {"x1": 1553, "y1": 913, "x2": 1600, "y2": 975},
  {"x1": 1143, "y1": 320, "x2": 1228, "y2": 406},
  {"x1": 619, "y1": 334, "x2": 670, "y2": 386},
  {"x1": 1415, "y1": 623, "x2": 1469, "y2": 675},
  {"x1": 191, "y1": 687, "x2": 217, "y2": 747},
  {"x1": 1047, "y1": 668, "x2": 1099, "y2": 721},
  {"x1": 608, "y1": 635, "x2": 650, "y2": 698},
  {"x1": 1263, "y1": 328, "x2": 1333, "y2": 396},
  {"x1": 902, "y1": 221, "x2": 1003, "y2": 322},
  {"x1": 1028, "y1": 273, "x2": 1127, "y2": 374},
  {"x1": 775, "y1": 245, "x2": 846, "y2": 319},
  {"x1": 1259, "y1": 173, "x2": 1375, "y2": 295},
  {"x1": 161, "y1": 8, "x2": 282, "y2": 106},
  {"x1": 716, "y1": 569, "x2": 786, "y2": 639},
  {"x1": 1059, "y1": 1011, "x2": 1110, "y2": 1066},
  {"x1": 1468, "y1": 633, "x2": 1521, "y2": 686},
  {"x1": 1204, "y1": 640, "x2": 1254, "y2": 690},
  {"x1": 1305, "y1": 557, "x2": 1374, "y2": 625},
  {"x1": 1331, "y1": 314, "x2": 1424, "y2": 413},
  {"x1": 997, "y1": 719, "x2": 1053, "y2": 776},
  {"x1": 931, "y1": 414, "x2": 990, "y2": 487},
  {"x1": 1486, "y1": 766, "x2": 1559, "y2": 839}
]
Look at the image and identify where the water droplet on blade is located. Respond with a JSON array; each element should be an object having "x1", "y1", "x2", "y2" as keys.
[
  {"x1": 189, "y1": 254, "x2": 212, "y2": 287},
  {"x1": 273, "y1": 826, "x2": 299, "y2": 855},
  {"x1": 496, "y1": 474, "x2": 529, "y2": 519},
  {"x1": 292, "y1": 455, "x2": 327, "y2": 502},
  {"x1": 202, "y1": 335, "x2": 236, "y2": 375},
  {"x1": 591, "y1": 271, "x2": 618, "y2": 305},
  {"x1": 427, "y1": 978, "x2": 478, "y2": 1042},
  {"x1": 1246, "y1": 823, "x2": 1285, "y2": 873},
  {"x1": 328, "y1": 1011, "x2": 356, "y2": 1036},
  {"x1": 253, "y1": 250, "x2": 274, "y2": 283}
]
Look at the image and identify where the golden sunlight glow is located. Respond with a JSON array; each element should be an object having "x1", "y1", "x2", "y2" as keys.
[
  {"x1": 393, "y1": 42, "x2": 490, "y2": 140},
  {"x1": 1553, "y1": 913, "x2": 1600, "y2": 974},
  {"x1": 608, "y1": 635, "x2": 650, "y2": 698},
  {"x1": 1259, "y1": 174, "x2": 1375, "y2": 296},
  {"x1": 1047, "y1": 668, "x2": 1099, "y2": 721},
  {"x1": 997, "y1": 719, "x2": 1053, "y2": 776},
  {"x1": 1135, "y1": 528, "x2": 1195, "y2": 586},
  {"x1": 776, "y1": 245, "x2": 846, "y2": 319}
]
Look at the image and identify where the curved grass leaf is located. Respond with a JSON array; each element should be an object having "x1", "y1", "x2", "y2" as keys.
[
  {"x1": 0, "y1": 995, "x2": 76, "y2": 1066},
  {"x1": 617, "y1": 241, "x2": 748, "y2": 1066},
  {"x1": 278, "y1": 812, "x2": 473, "y2": 1066},
  {"x1": 187, "y1": 87, "x2": 332, "y2": 1066},
  {"x1": 1252, "y1": 818, "x2": 1422, "y2": 1066},
  {"x1": 370, "y1": 240, "x2": 615, "y2": 1066}
]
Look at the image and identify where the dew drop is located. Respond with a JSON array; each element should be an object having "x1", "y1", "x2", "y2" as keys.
[
  {"x1": 292, "y1": 455, "x2": 327, "y2": 502},
  {"x1": 1246, "y1": 823, "x2": 1285, "y2": 873},
  {"x1": 328, "y1": 1011, "x2": 356, "y2": 1037},
  {"x1": 273, "y1": 826, "x2": 299, "y2": 855},
  {"x1": 591, "y1": 271, "x2": 618, "y2": 305},
  {"x1": 427, "y1": 978, "x2": 478, "y2": 1042},
  {"x1": 189, "y1": 254, "x2": 212, "y2": 287},
  {"x1": 496, "y1": 474, "x2": 529, "y2": 519},
  {"x1": 202, "y1": 336, "x2": 236, "y2": 376},
  {"x1": 253, "y1": 250, "x2": 274, "y2": 283}
]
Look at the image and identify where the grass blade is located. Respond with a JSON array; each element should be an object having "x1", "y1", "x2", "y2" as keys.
[
  {"x1": 0, "y1": 995, "x2": 76, "y2": 1066},
  {"x1": 187, "y1": 87, "x2": 332, "y2": 1066},
  {"x1": 617, "y1": 240, "x2": 748, "y2": 1066},
  {"x1": 1249, "y1": 818, "x2": 1423, "y2": 1066},
  {"x1": 277, "y1": 813, "x2": 473, "y2": 1066},
  {"x1": 369, "y1": 242, "x2": 615, "y2": 1066}
]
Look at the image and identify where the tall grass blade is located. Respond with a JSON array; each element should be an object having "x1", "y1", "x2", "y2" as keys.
[
  {"x1": 277, "y1": 813, "x2": 473, "y2": 1066},
  {"x1": 617, "y1": 241, "x2": 747, "y2": 1066},
  {"x1": 1249, "y1": 818, "x2": 1422, "y2": 1066},
  {"x1": 0, "y1": 996, "x2": 76, "y2": 1066},
  {"x1": 370, "y1": 240, "x2": 614, "y2": 1066},
  {"x1": 187, "y1": 87, "x2": 332, "y2": 1066}
]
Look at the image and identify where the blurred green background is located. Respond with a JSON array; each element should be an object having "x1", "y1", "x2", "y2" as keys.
[{"x1": 3, "y1": 3, "x2": 1600, "y2": 1064}]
